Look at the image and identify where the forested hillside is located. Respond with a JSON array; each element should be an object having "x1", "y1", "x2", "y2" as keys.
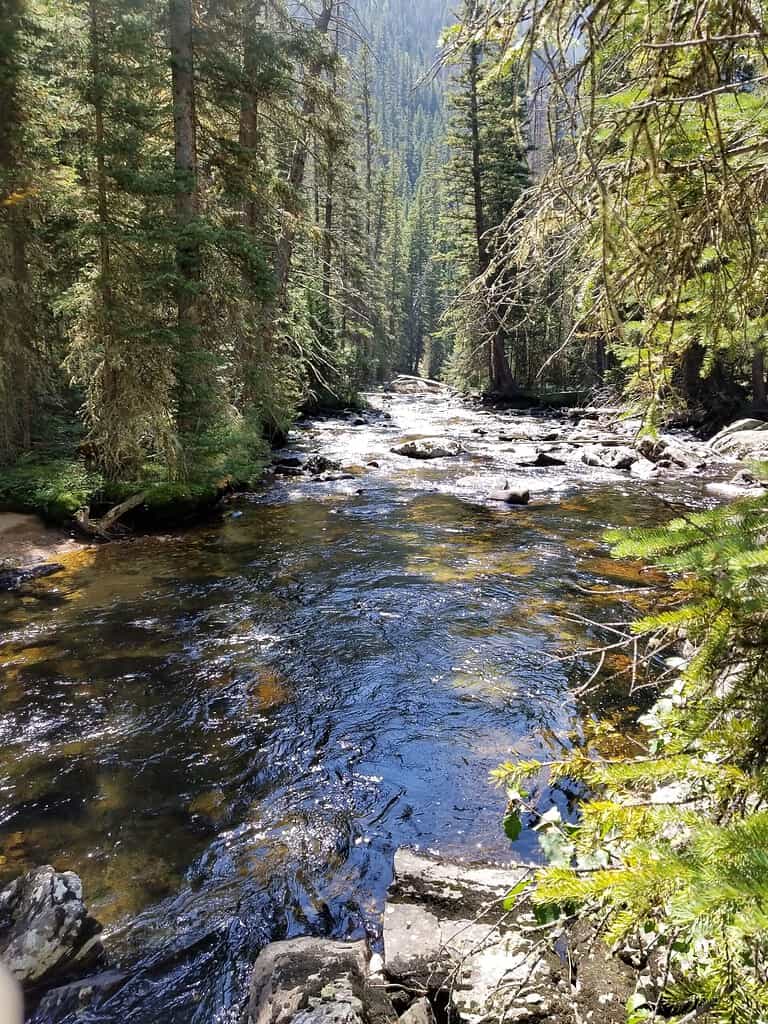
[{"x1": 0, "y1": 0, "x2": 453, "y2": 514}]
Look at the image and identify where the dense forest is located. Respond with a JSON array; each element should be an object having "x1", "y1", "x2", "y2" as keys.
[{"x1": 4, "y1": 1, "x2": 768, "y2": 1023}]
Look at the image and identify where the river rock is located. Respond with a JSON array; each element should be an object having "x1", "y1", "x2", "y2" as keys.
[
  {"x1": 488, "y1": 485, "x2": 531, "y2": 505},
  {"x1": 507, "y1": 445, "x2": 568, "y2": 468},
  {"x1": 399, "y1": 998, "x2": 435, "y2": 1024},
  {"x1": 705, "y1": 468, "x2": 767, "y2": 499},
  {"x1": 0, "y1": 866, "x2": 103, "y2": 988},
  {"x1": 304, "y1": 455, "x2": 343, "y2": 475},
  {"x1": 383, "y1": 850, "x2": 570, "y2": 1024},
  {"x1": 248, "y1": 937, "x2": 376, "y2": 1024},
  {"x1": 391, "y1": 440, "x2": 463, "y2": 460},
  {"x1": 582, "y1": 445, "x2": 638, "y2": 471},
  {"x1": 709, "y1": 419, "x2": 768, "y2": 460},
  {"x1": 630, "y1": 457, "x2": 659, "y2": 481},
  {"x1": 0, "y1": 563, "x2": 65, "y2": 593}
]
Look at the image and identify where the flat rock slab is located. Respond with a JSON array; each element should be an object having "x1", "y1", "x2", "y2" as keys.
[
  {"x1": 0, "y1": 512, "x2": 81, "y2": 568},
  {"x1": 383, "y1": 850, "x2": 638, "y2": 1024},
  {"x1": 384, "y1": 851, "x2": 571, "y2": 1024}
]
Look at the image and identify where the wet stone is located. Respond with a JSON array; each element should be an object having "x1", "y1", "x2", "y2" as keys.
[
  {"x1": 0, "y1": 866, "x2": 103, "y2": 989},
  {"x1": 391, "y1": 440, "x2": 463, "y2": 460},
  {"x1": 247, "y1": 937, "x2": 372, "y2": 1024}
]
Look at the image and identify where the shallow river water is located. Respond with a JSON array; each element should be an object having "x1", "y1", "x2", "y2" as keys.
[{"x1": 0, "y1": 390, "x2": 717, "y2": 1023}]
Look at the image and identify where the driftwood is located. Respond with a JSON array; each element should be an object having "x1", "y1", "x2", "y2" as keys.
[{"x1": 75, "y1": 492, "x2": 146, "y2": 539}]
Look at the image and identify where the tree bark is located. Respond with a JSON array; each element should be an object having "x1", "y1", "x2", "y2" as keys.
[
  {"x1": 753, "y1": 348, "x2": 766, "y2": 406},
  {"x1": 273, "y1": 0, "x2": 333, "y2": 301},
  {"x1": 467, "y1": 35, "x2": 518, "y2": 395},
  {"x1": 239, "y1": 0, "x2": 265, "y2": 233},
  {"x1": 170, "y1": 0, "x2": 200, "y2": 429}
]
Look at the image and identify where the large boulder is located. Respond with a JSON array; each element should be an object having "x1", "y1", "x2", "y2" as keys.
[
  {"x1": 248, "y1": 937, "x2": 392, "y2": 1024},
  {"x1": 391, "y1": 440, "x2": 463, "y2": 460},
  {"x1": 709, "y1": 420, "x2": 768, "y2": 460},
  {"x1": 0, "y1": 867, "x2": 103, "y2": 989}
]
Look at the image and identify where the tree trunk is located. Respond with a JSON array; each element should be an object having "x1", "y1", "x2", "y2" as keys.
[
  {"x1": 322, "y1": 159, "x2": 333, "y2": 316},
  {"x1": 88, "y1": 0, "x2": 118, "y2": 429},
  {"x1": 753, "y1": 348, "x2": 766, "y2": 407},
  {"x1": 468, "y1": 36, "x2": 517, "y2": 396},
  {"x1": 361, "y1": 47, "x2": 373, "y2": 237},
  {"x1": 169, "y1": 0, "x2": 200, "y2": 430},
  {"x1": 274, "y1": 0, "x2": 333, "y2": 301},
  {"x1": 239, "y1": 0, "x2": 265, "y2": 233}
]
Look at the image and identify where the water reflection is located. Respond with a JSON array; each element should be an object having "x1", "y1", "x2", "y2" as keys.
[{"x1": 0, "y1": 392, "x2": 713, "y2": 1023}]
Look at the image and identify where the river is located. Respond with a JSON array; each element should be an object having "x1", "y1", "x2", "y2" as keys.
[{"x1": 0, "y1": 387, "x2": 715, "y2": 1023}]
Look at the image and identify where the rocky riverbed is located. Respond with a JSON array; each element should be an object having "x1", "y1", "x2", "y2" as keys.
[{"x1": 2, "y1": 379, "x2": 767, "y2": 1023}]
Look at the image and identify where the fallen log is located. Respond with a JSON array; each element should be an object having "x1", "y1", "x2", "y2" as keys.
[{"x1": 75, "y1": 492, "x2": 146, "y2": 539}]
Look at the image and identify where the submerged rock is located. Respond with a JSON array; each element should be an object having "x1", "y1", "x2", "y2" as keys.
[
  {"x1": 0, "y1": 866, "x2": 103, "y2": 988},
  {"x1": 0, "y1": 563, "x2": 64, "y2": 593},
  {"x1": 391, "y1": 440, "x2": 463, "y2": 460}
]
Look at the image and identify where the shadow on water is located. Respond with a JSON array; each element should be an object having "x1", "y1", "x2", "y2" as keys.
[{"x1": 0, "y1": 392, "x2": 712, "y2": 1023}]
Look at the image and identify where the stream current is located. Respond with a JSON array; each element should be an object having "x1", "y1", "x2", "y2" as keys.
[{"x1": 0, "y1": 388, "x2": 716, "y2": 1023}]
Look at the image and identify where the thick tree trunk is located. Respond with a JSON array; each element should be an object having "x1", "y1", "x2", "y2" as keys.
[
  {"x1": 322, "y1": 162, "x2": 333, "y2": 315},
  {"x1": 170, "y1": 0, "x2": 200, "y2": 430}
]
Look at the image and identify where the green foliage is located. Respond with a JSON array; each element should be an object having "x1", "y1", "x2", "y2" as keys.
[
  {"x1": 0, "y1": 460, "x2": 103, "y2": 524},
  {"x1": 496, "y1": 480, "x2": 768, "y2": 1022},
  {"x1": 472, "y1": 0, "x2": 768, "y2": 419}
]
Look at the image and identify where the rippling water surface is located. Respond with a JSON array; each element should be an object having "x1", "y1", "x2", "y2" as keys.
[{"x1": 0, "y1": 391, "x2": 715, "y2": 1023}]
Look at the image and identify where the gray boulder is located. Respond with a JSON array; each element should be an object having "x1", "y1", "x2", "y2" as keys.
[
  {"x1": 248, "y1": 937, "x2": 386, "y2": 1024},
  {"x1": 383, "y1": 850, "x2": 569, "y2": 1024},
  {"x1": 710, "y1": 420, "x2": 768, "y2": 460},
  {"x1": 0, "y1": 867, "x2": 103, "y2": 989},
  {"x1": 582, "y1": 445, "x2": 638, "y2": 471},
  {"x1": 488, "y1": 485, "x2": 531, "y2": 506},
  {"x1": 392, "y1": 440, "x2": 463, "y2": 460}
]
